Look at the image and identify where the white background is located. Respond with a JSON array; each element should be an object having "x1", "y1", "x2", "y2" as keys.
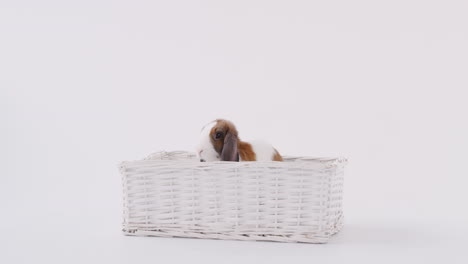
[{"x1": 2, "y1": 0, "x2": 468, "y2": 263}]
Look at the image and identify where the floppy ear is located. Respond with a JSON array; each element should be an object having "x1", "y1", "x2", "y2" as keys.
[{"x1": 221, "y1": 131, "x2": 239, "y2": 161}]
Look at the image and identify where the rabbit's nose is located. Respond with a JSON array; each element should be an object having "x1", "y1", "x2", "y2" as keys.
[{"x1": 200, "y1": 159, "x2": 206, "y2": 162}]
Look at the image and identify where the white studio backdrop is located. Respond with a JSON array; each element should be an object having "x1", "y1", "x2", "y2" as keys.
[{"x1": 1, "y1": 1, "x2": 468, "y2": 263}]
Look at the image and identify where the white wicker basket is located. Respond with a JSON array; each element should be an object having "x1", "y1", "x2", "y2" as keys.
[{"x1": 120, "y1": 151, "x2": 346, "y2": 243}]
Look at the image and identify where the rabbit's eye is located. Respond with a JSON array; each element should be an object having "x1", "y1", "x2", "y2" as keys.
[{"x1": 215, "y1": 132, "x2": 223, "y2": 139}]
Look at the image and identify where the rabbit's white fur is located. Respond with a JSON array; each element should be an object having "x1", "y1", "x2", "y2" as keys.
[
  {"x1": 244, "y1": 140, "x2": 277, "y2": 161},
  {"x1": 196, "y1": 121, "x2": 219, "y2": 162}
]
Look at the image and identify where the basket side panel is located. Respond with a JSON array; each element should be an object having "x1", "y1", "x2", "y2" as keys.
[
  {"x1": 120, "y1": 159, "x2": 344, "y2": 243},
  {"x1": 325, "y1": 164, "x2": 345, "y2": 236}
]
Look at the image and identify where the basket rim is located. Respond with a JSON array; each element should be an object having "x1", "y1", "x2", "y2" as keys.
[{"x1": 119, "y1": 150, "x2": 347, "y2": 169}]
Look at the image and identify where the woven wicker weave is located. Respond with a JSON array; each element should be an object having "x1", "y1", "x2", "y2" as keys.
[{"x1": 120, "y1": 151, "x2": 346, "y2": 243}]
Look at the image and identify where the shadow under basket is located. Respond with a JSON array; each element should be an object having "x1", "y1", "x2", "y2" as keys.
[{"x1": 119, "y1": 151, "x2": 346, "y2": 243}]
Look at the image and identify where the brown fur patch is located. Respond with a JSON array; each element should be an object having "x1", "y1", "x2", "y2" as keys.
[
  {"x1": 209, "y1": 119, "x2": 238, "y2": 155},
  {"x1": 238, "y1": 141, "x2": 256, "y2": 161},
  {"x1": 273, "y1": 149, "x2": 283, "y2": 161}
]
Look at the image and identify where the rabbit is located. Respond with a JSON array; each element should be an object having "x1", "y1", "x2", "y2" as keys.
[{"x1": 196, "y1": 119, "x2": 283, "y2": 162}]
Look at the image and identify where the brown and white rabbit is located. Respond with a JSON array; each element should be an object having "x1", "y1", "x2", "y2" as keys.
[{"x1": 196, "y1": 119, "x2": 283, "y2": 162}]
